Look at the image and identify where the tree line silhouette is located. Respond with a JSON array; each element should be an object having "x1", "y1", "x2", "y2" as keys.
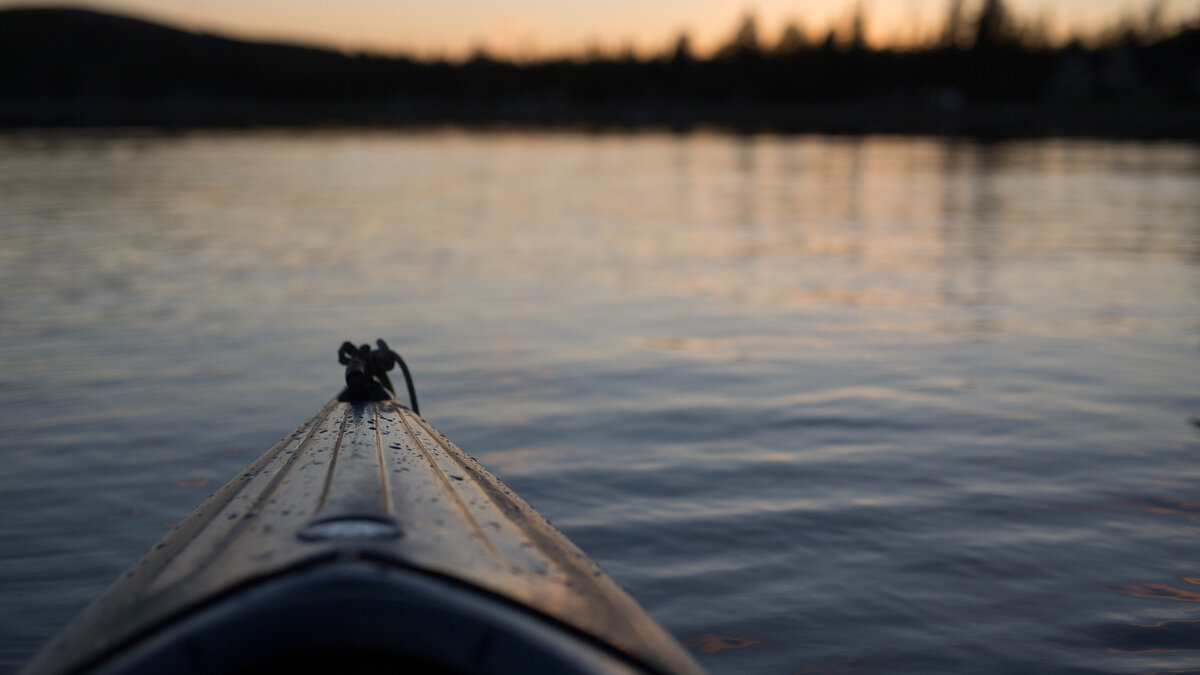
[{"x1": 1, "y1": 3, "x2": 1198, "y2": 135}]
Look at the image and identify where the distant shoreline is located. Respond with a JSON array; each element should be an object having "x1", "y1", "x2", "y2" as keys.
[
  {"x1": 3, "y1": 6, "x2": 1198, "y2": 140},
  {"x1": 2, "y1": 98, "x2": 1198, "y2": 140}
]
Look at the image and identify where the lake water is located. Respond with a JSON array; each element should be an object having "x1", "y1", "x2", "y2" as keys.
[{"x1": 1, "y1": 129, "x2": 1198, "y2": 674}]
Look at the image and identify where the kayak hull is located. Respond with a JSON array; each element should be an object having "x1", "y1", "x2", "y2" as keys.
[
  {"x1": 23, "y1": 399, "x2": 703, "y2": 675},
  {"x1": 82, "y1": 563, "x2": 640, "y2": 674}
]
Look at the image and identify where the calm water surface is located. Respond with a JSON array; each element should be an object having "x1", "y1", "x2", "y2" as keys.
[{"x1": 1, "y1": 129, "x2": 1198, "y2": 674}]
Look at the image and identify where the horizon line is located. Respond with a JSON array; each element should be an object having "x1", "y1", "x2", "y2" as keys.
[{"x1": 3, "y1": 1, "x2": 1199, "y2": 61}]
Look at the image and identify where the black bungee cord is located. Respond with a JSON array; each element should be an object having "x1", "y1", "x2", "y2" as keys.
[{"x1": 337, "y1": 339, "x2": 419, "y2": 414}]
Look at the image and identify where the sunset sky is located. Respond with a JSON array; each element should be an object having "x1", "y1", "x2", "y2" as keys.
[{"x1": 3, "y1": 0, "x2": 1194, "y2": 57}]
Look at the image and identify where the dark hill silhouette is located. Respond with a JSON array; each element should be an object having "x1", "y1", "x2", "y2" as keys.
[
  {"x1": 0, "y1": 8, "x2": 414, "y2": 100},
  {"x1": 1, "y1": 6, "x2": 1198, "y2": 136}
]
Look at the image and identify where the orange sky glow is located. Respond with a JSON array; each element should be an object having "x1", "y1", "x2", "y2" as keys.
[{"x1": 3, "y1": 0, "x2": 1196, "y2": 58}]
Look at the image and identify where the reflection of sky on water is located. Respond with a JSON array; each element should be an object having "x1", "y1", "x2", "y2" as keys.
[
  {"x1": 0, "y1": 131, "x2": 1198, "y2": 674},
  {"x1": 4, "y1": 133, "x2": 1194, "y2": 334}
]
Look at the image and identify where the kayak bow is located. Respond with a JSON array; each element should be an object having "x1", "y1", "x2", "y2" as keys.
[{"x1": 22, "y1": 343, "x2": 704, "y2": 675}]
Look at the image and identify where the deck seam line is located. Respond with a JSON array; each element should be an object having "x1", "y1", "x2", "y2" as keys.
[
  {"x1": 394, "y1": 404, "x2": 502, "y2": 558},
  {"x1": 316, "y1": 402, "x2": 349, "y2": 513},
  {"x1": 184, "y1": 399, "x2": 339, "y2": 581},
  {"x1": 373, "y1": 403, "x2": 392, "y2": 515}
]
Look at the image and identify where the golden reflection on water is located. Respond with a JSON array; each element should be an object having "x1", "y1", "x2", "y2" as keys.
[
  {"x1": 7, "y1": 132, "x2": 1195, "y2": 352},
  {"x1": 1119, "y1": 582, "x2": 1200, "y2": 603},
  {"x1": 1105, "y1": 494, "x2": 1200, "y2": 667},
  {"x1": 1124, "y1": 498, "x2": 1200, "y2": 521},
  {"x1": 1107, "y1": 649, "x2": 1200, "y2": 656},
  {"x1": 1127, "y1": 618, "x2": 1200, "y2": 629},
  {"x1": 683, "y1": 632, "x2": 773, "y2": 653}
]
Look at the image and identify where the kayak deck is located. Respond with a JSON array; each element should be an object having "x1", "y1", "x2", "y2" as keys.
[{"x1": 24, "y1": 400, "x2": 703, "y2": 675}]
